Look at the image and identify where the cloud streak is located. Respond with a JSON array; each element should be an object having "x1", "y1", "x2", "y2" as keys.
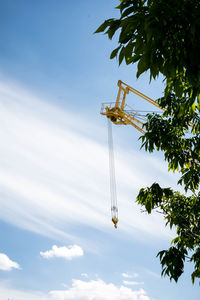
[
  {"x1": 123, "y1": 280, "x2": 144, "y2": 286},
  {"x1": 122, "y1": 273, "x2": 139, "y2": 279},
  {"x1": 0, "y1": 79, "x2": 175, "y2": 246}
]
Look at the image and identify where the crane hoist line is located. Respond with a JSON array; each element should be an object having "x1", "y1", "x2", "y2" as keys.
[
  {"x1": 101, "y1": 80, "x2": 164, "y2": 229},
  {"x1": 107, "y1": 119, "x2": 118, "y2": 228}
]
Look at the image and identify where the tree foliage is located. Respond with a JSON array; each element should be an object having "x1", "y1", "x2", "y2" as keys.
[{"x1": 96, "y1": 0, "x2": 200, "y2": 283}]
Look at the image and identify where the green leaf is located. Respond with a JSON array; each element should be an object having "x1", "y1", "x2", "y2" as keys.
[
  {"x1": 121, "y1": 6, "x2": 134, "y2": 18},
  {"x1": 124, "y1": 41, "x2": 134, "y2": 64},
  {"x1": 137, "y1": 54, "x2": 149, "y2": 78},
  {"x1": 94, "y1": 20, "x2": 112, "y2": 33},
  {"x1": 119, "y1": 47, "x2": 125, "y2": 65},
  {"x1": 110, "y1": 46, "x2": 121, "y2": 59},
  {"x1": 106, "y1": 20, "x2": 121, "y2": 40}
]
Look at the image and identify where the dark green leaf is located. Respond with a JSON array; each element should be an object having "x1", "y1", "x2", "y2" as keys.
[{"x1": 110, "y1": 46, "x2": 121, "y2": 59}]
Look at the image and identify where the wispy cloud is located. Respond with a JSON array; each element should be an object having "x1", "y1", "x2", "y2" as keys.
[
  {"x1": 144, "y1": 269, "x2": 161, "y2": 279},
  {"x1": 0, "y1": 79, "x2": 175, "y2": 246},
  {"x1": 123, "y1": 280, "x2": 144, "y2": 286},
  {"x1": 0, "y1": 253, "x2": 20, "y2": 271},
  {"x1": 122, "y1": 272, "x2": 139, "y2": 279},
  {"x1": 40, "y1": 245, "x2": 83, "y2": 260}
]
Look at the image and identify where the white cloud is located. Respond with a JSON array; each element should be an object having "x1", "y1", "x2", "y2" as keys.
[
  {"x1": 0, "y1": 79, "x2": 175, "y2": 247},
  {"x1": 49, "y1": 279, "x2": 151, "y2": 300},
  {"x1": 123, "y1": 280, "x2": 144, "y2": 286},
  {"x1": 122, "y1": 272, "x2": 139, "y2": 279},
  {"x1": 0, "y1": 253, "x2": 20, "y2": 271},
  {"x1": 40, "y1": 245, "x2": 83, "y2": 260}
]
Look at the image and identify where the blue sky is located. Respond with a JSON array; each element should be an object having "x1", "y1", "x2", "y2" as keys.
[{"x1": 0, "y1": 1, "x2": 199, "y2": 299}]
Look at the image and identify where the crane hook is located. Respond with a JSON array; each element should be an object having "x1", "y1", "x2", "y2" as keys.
[{"x1": 112, "y1": 217, "x2": 118, "y2": 228}]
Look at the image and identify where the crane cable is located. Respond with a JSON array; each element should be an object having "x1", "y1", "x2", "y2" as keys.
[{"x1": 107, "y1": 118, "x2": 118, "y2": 228}]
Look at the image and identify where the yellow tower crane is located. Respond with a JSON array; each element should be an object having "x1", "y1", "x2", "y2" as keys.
[
  {"x1": 101, "y1": 80, "x2": 194, "y2": 229},
  {"x1": 101, "y1": 80, "x2": 164, "y2": 228}
]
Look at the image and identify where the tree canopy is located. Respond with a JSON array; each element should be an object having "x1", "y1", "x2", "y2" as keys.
[{"x1": 96, "y1": 0, "x2": 200, "y2": 283}]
